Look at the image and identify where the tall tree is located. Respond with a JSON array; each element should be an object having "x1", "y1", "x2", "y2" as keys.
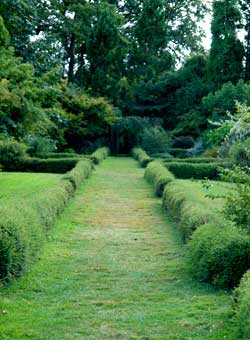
[
  {"x1": 239, "y1": 0, "x2": 250, "y2": 81},
  {"x1": 207, "y1": 0, "x2": 244, "y2": 88}
]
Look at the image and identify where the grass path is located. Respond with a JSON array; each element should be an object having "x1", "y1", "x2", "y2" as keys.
[{"x1": 0, "y1": 158, "x2": 234, "y2": 339}]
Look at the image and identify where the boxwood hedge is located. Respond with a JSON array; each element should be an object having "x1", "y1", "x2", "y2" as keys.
[
  {"x1": 235, "y1": 270, "x2": 250, "y2": 338},
  {"x1": 144, "y1": 160, "x2": 175, "y2": 196},
  {"x1": 131, "y1": 147, "x2": 153, "y2": 167}
]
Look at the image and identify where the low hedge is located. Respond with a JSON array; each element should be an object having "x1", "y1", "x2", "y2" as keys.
[
  {"x1": 187, "y1": 224, "x2": 250, "y2": 289},
  {"x1": 3, "y1": 158, "x2": 79, "y2": 173},
  {"x1": 162, "y1": 180, "x2": 224, "y2": 241},
  {"x1": 38, "y1": 152, "x2": 84, "y2": 159},
  {"x1": 167, "y1": 148, "x2": 188, "y2": 158},
  {"x1": 164, "y1": 162, "x2": 231, "y2": 180},
  {"x1": 144, "y1": 160, "x2": 175, "y2": 196},
  {"x1": 0, "y1": 159, "x2": 93, "y2": 282},
  {"x1": 234, "y1": 270, "x2": 250, "y2": 338},
  {"x1": 163, "y1": 157, "x2": 220, "y2": 164},
  {"x1": 131, "y1": 147, "x2": 153, "y2": 167},
  {"x1": 90, "y1": 147, "x2": 110, "y2": 164}
]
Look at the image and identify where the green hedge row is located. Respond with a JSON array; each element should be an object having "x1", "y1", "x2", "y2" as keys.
[
  {"x1": 3, "y1": 157, "x2": 78, "y2": 173},
  {"x1": 188, "y1": 224, "x2": 250, "y2": 289},
  {"x1": 38, "y1": 152, "x2": 84, "y2": 159},
  {"x1": 131, "y1": 147, "x2": 153, "y2": 167},
  {"x1": 144, "y1": 156, "x2": 250, "y2": 290},
  {"x1": 235, "y1": 270, "x2": 250, "y2": 338},
  {"x1": 0, "y1": 159, "x2": 94, "y2": 282},
  {"x1": 164, "y1": 162, "x2": 231, "y2": 179},
  {"x1": 90, "y1": 147, "x2": 110, "y2": 164},
  {"x1": 144, "y1": 160, "x2": 175, "y2": 196},
  {"x1": 162, "y1": 181, "x2": 224, "y2": 241},
  {"x1": 163, "y1": 157, "x2": 220, "y2": 164}
]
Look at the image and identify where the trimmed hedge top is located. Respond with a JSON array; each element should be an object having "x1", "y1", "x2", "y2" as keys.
[
  {"x1": 131, "y1": 147, "x2": 153, "y2": 167},
  {"x1": 144, "y1": 160, "x2": 175, "y2": 196}
]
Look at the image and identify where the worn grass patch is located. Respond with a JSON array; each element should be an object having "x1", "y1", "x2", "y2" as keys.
[{"x1": 0, "y1": 158, "x2": 236, "y2": 339}]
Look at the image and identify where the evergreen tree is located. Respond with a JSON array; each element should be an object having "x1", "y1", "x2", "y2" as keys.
[
  {"x1": 207, "y1": 0, "x2": 244, "y2": 88},
  {"x1": 239, "y1": 0, "x2": 250, "y2": 81}
]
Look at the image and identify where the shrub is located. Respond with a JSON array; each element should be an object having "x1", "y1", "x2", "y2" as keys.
[
  {"x1": 234, "y1": 270, "x2": 250, "y2": 338},
  {"x1": 90, "y1": 147, "x2": 110, "y2": 164},
  {"x1": 144, "y1": 160, "x2": 175, "y2": 196},
  {"x1": 228, "y1": 138, "x2": 250, "y2": 167},
  {"x1": 39, "y1": 152, "x2": 84, "y2": 159},
  {"x1": 140, "y1": 127, "x2": 171, "y2": 154},
  {"x1": 164, "y1": 162, "x2": 231, "y2": 179},
  {"x1": 0, "y1": 140, "x2": 27, "y2": 167},
  {"x1": 188, "y1": 224, "x2": 250, "y2": 289},
  {"x1": 4, "y1": 158, "x2": 79, "y2": 173},
  {"x1": 131, "y1": 147, "x2": 153, "y2": 167},
  {"x1": 0, "y1": 159, "x2": 94, "y2": 282},
  {"x1": 162, "y1": 180, "x2": 224, "y2": 241},
  {"x1": 167, "y1": 148, "x2": 188, "y2": 158},
  {"x1": 163, "y1": 157, "x2": 220, "y2": 164},
  {"x1": 172, "y1": 136, "x2": 195, "y2": 149},
  {"x1": 25, "y1": 135, "x2": 56, "y2": 157}
]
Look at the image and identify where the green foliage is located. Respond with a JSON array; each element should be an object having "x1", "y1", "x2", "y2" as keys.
[
  {"x1": 0, "y1": 158, "x2": 94, "y2": 282},
  {"x1": 164, "y1": 161, "x2": 229, "y2": 180},
  {"x1": 162, "y1": 180, "x2": 225, "y2": 241},
  {"x1": 221, "y1": 167, "x2": 250, "y2": 231},
  {"x1": 172, "y1": 136, "x2": 195, "y2": 149},
  {"x1": 144, "y1": 160, "x2": 175, "y2": 196},
  {"x1": 25, "y1": 135, "x2": 56, "y2": 157},
  {"x1": 202, "y1": 82, "x2": 250, "y2": 120},
  {"x1": 188, "y1": 224, "x2": 250, "y2": 289},
  {"x1": 228, "y1": 138, "x2": 250, "y2": 166},
  {"x1": 90, "y1": 147, "x2": 110, "y2": 165},
  {"x1": 111, "y1": 116, "x2": 148, "y2": 154},
  {"x1": 140, "y1": 127, "x2": 171, "y2": 154},
  {"x1": 131, "y1": 147, "x2": 153, "y2": 167},
  {"x1": 167, "y1": 148, "x2": 188, "y2": 158},
  {"x1": 0, "y1": 139, "x2": 27, "y2": 167},
  {"x1": 14, "y1": 158, "x2": 79, "y2": 174},
  {"x1": 0, "y1": 15, "x2": 9, "y2": 47},
  {"x1": 234, "y1": 270, "x2": 250, "y2": 338},
  {"x1": 207, "y1": 0, "x2": 244, "y2": 88},
  {"x1": 162, "y1": 157, "x2": 219, "y2": 164}
]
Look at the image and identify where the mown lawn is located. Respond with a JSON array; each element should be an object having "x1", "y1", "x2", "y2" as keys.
[
  {"x1": 0, "y1": 172, "x2": 62, "y2": 203},
  {"x1": 0, "y1": 159, "x2": 236, "y2": 339}
]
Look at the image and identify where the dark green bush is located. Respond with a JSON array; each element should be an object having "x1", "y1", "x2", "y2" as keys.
[
  {"x1": 140, "y1": 127, "x2": 171, "y2": 154},
  {"x1": 234, "y1": 270, "x2": 250, "y2": 338},
  {"x1": 188, "y1": 224, "x2": 250, "y2": 289},
  {"x1": 144, "y1": 160, "x2": 175, "y2": 196},
  {"x1": 167, "y1": 148, "x2": 188, "y2": 158},
  {"x1": 62, "y1": 159, "x2": 93, "y2": 190},
  {"x1": 4, "y1": 158, "x2": 79, "y2": 173},
  {"x1": 25, "y1": 136, "x2": 56, "y2": 157},
  {"x1": 165, "y1": 162, "x2": 231, "y2": 179},
  {"x1": 131, "y1": 147, "x2": 153, "y2": 167},
  {"x1": 39, "y1": 152, "x2": 84, "y2": 159},
  {"x1": 0, "y1": 140, "x2": 27, "y2": 167},
  {"x1": 162, "y1": 181, "x2": 224, "y2": 241},
  {"x1": 0, "y1": 159, "x2": 94, "y2": 282},
  {"x1": 90, "y1": 147, "x2": 110, "y2": 164},
  {"x1": 172, "y1": 136, "x2": 195, "y2": 149},
  {"x1": 163, "y1": 157, "x2": 220, "y2": 164}
]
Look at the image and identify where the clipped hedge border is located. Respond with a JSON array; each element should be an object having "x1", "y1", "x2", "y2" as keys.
[
  {"x1": 234, "y1": 270, "x2": 250, "y2": 338},
  {"x1": 164, "y1": 162, "x2": 231, "y2": 180},
  {"x1": 0, "y1": 147, "x2": 110, "y2": 283},
  {"x1": 131, "y1": 147, "x2": 153, "y2": 167},
  {"x1": 38, "y1": 152, "x2": 84, "y2": 159},
  {"x1": 163, "y1": 157, "x2": 220, "y2": 164},
  {"x1": 90, "y1": 147, "x2": 110, "y2": 164},
  {"x1": 144, "y1": 160, "x2": 175, "y2": 197},
  {"x1": 162, "y1": 181, "x2": 224, "y2": 241},
  {"x1": 187, "y1": 224, "x2": 250, "y2": 289}
]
